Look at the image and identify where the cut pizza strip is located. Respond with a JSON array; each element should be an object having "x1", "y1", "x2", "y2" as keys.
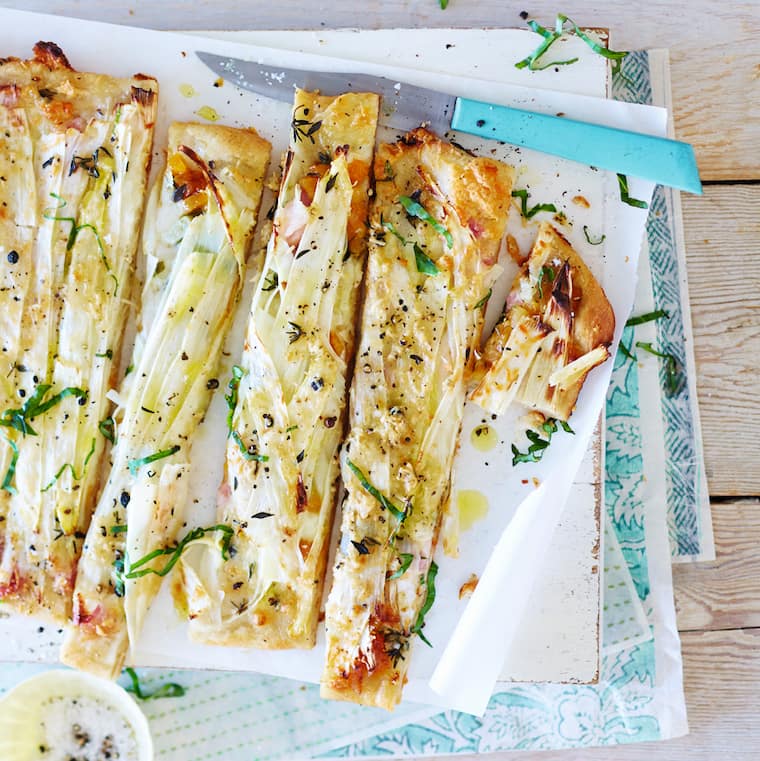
[
  {"x1": 471, "y1": 222, "x2": 615, "y2": 420},
  {"x1": 60, "y1": 122, "x2": 270, "y2": 678},
  {"x1": 0, "y1": 43, "x2": 157, "y2": 623},
  {"x1": 186, "y1": 89, "x2": 379, "y2": 649},
  {"x1": 321, "y1": 128, "x2": 514, "y2": 709}
]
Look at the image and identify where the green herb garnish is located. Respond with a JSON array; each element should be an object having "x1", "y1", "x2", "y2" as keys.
[
  {"x1": 1, "y1": 435, "x2": 19, "y2": 494},
  {"x1": 388, "y1": 552, "x2": 414, "y2": 580},
  {"x1": 346, "y1": 459, "x2": 407, "y2": 522},
  {"x1": 439, "y1": 0, "x2": 449, "y2": 9},
  {"x1": 399, "y1": 195, "x2": 453, "y2": 248},
  {"x1": 127, "y1": 445, "x2": 180, "y2": 476},
  {"x1": 123, "y1": 667, "x2": 186, "y2": 701},
  {"x1": 231, "y1": 430, "x2": 269, "y2": 462},
  {"x1": 111, "y1": 525, "x2": 128, "y2": 535},
  {"x1": 511, "y1": 188, "x2": 557, "y2": 219},
  {"x1": 413, "y1": 243, "x2": 440, "y2": 275},
  {"x1": 411, "y1": 560, "x2": 439, "y2": 646},
  {"x1": 582, "y1": 225, "x2": 606, "y2": 245},
  {"x1": 516, "y1": 14, "x2": 628, "y2": 75},
  {"x1": 0, "y1": 384, "x2": 87, "y2": 437},
  {"x1": 625, "y1": 309, "x2": 669, "y2": 327},
  {"x1": 124, "y1": 524, "x2": 234, "y2": 581},
  {"x1": 635, "y1": 341, "x2": 683, "y2": 396},
  {"x1": 42, "y1": 437, "x2": 96, "y2": 492},
  {"x1": 95, "y1": 348, "x2": 113, "y2": 360},
  {"x1": 99, "y1": 416, "x2": 116, "y2": 445},
  {"x1": 473, "y1": 288, "x2": 492, "y2": 311},
  {"x1": 511, "y1": 417, "x2": 573, "y2": 465},
  {"x1": 224, "y1": 365, "x2": 245, "y2": 432},
  {"x1": 536, "y1": 265, "x2": 555, "y2": 300},
  {"x1": 617, "y1": 174, "x2": 648, "y2": 209},
  {"x1": 381, "y1": 218, "x2": 408, "y2": 245}
]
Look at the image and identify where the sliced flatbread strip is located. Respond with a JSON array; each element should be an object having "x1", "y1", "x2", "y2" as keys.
[
  {"x1": 60, "y1": 122, "x2": 270, "y2": 678},
  {"x1": 470, "y1": 222, "x2": 615, "y2": 420},
  {"x1": 0, "y1": 42, "x2": 157, "y2": 623},
  {"x1": 321, "y1": 128, "x2": 514, "y2": 709},
  {"x1": 186, "y1": 89, "x2": 379, "y2": 649}
]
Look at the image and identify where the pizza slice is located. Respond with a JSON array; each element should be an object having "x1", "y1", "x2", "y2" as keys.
[
  {"x1": 470, "y1": 222, "x2": 615, "y2": 420},
  {"x1": 0, "y1": 43, "x2": 157, "y2": 623},
  {"x1": 185, "y1": 89, "x2": 379, "y2": 649},
  {"x1": 320, "y1": 128, "x2": 514, "y2": 709},
  {"x1": 59, "y1": 122, "x2": 270, "y2": 678}
]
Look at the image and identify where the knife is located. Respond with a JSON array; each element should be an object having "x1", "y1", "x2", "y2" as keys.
[{"x1": 196, "y1": 51, "x2": 702, "y2": 195}]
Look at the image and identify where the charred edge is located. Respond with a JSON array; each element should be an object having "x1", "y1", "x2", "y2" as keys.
[
  {"x1": 551, "y1": 260, "x2": 573, "y2": 314},
  {"x1": 296, "y1": 474, "x2": 308, "y2": 514},
  {"x1": 33, "y1": 41, "x2": 74, "y2": 72},
  {"x1": 131, "y1": 85, "x2": 156, "y2": 107},
  {"x1": 0, "y1": 56, "x2": 20, "y2": 66}
]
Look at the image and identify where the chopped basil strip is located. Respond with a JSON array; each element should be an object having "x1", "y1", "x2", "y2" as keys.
[
  {"x1": 122, "y1": 667, "x2": 186, "y2": 701},
  {"x1": 439, "y1": 0, "x2": 449, "y2": 8},
  {"x1": 1, "y1": 435, "x2": 19, "y2": 494},
  {"x1": 583, "y1": 225, "x2": 606, "y2": 245},
  {"x1": 127, "y1": 445, "x2": 180, "y2": 476},
  {"x1": 411, "y1": 560, "x2": 439, "y2": 647},
  {"x1": 41, "y1": 437, "x2": 96, "y2": 492},
  {"x1": 399, "y1": 195, "x2": 453, "y2": 248},
  {"x1": 617, "y1": 174, "x2": 649, "y2": 209},
  {"x1": 618, "y1": 340, "x2": 635, "y2": 361},
  {"x1": 511, "y1": 417, "x2": 573, "y2": 466},
  {"x1": 413, "y1": 243, "x2": 440, "y2": 275},
  {"x1": 625, "y1": 309, "x2": 669, "y2": 327},
  {"x1": 224, "y1": 365, "x2": 245, "y2": 432},
  {"x1": 511, "y1": 188, "x2": 557, "y2": 219},
  {"x1": 99, "y1": 415, "x2": 116, "y2": 445},
  {"x1": 473, "y1": 288, "x2": 492, "y2": 311},
  {"x1": 125, "y1": 524, "x2": 234, "y2": 581},
  {"x1": 557, "y1": 14, "x2": 629, "y2": 74},
  {"x1": 231, "y1": 430, "x2": 269, "y2": 462},
  {"x1": 0, "y1": 384, "x2": 87, "y2": 437},
  {"x1": 388, "y1": 552, "x2": 414, "y2": 580},
  {"x1": 635, "y1": 341, "x2": 683, "y2": 396},
  {"x1": 346, "y1": 459, "x2": 407, "y2": 522}
]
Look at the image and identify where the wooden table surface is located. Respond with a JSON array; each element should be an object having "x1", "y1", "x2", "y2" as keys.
[{"x1": 3, "y1": 1, "x2": 760, "y2": 758}]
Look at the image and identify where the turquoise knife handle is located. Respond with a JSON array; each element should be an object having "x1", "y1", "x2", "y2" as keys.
[{"x1": 451, "y1": 97, "x2": 702, "y2": 195}]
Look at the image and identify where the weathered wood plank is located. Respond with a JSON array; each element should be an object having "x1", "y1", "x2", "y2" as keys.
[
  {"x1": 11, "y1": 0, "x2": 760, "y2": 181},
  {"x1": 674, "y1": 499, "x2": 760, "y2": 632},
  {"x1": 452, "y1": 628, "x2": 760, "y2": 760},
  {"x1": 682, "y1": 186, "x2": 760, "y2": 496}
]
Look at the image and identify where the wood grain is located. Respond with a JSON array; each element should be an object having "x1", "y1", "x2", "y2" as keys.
[
  {"x1": 449, "y1": 628, "x2": 760, "y2": 761},
  {"x1": 674, "y1": 499, "x2": 760, "y2": 632},
  {"x1": 682, "y1": 186, "x2": 760, "y2": 496},
  {"x1": 6, "y1": 0, "x2": 759, "y2": 181}
]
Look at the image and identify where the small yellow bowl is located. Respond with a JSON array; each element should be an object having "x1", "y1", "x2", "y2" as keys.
[{"x1": 0, "y1": 669, "x2": 153, "y2": 761}]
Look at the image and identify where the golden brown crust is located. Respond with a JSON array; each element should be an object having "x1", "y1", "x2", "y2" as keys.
[{"x1": 473, "y1": 222, "x2": 614, "y2": 420}]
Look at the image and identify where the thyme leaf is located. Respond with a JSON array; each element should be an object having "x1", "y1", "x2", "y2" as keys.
[
  {"x1": 411, "y1": 560, "x2": 439, "y2": 647},
  {"x1": 42, "y1": 437, "x2": 96, "y2": 492},
  {"x1": 125, "y1": 524, "x2": 234, "y2": 581},
  {"x1": 511, "y1": 188, "x2": 557, "y2": 219},
  {"x1": 291, "y1": 105, "x2": 322, "y2": 144},
  {"x1": 261, "y1": 269, "x2": 278, "y2": 292},
  {"x1": 127, "y1": 445, "x2": 180, "y2": 476},
  {"x1": 399, "y1": 195, "x2": 453, "y2": 248},
  {"x1": 617, "y1": 174, "x2": 648, "y2": 209},
  {"x1": 123, "y1": 667, "x2": 186, "y2": 701},
  {"x1": 287, "y1": 321, "x2": 304, "y2": 344}
]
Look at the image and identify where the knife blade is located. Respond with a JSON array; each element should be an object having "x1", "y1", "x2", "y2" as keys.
[{"x1": 196, "y1": 50, "x2": 702, "y2": 195}]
